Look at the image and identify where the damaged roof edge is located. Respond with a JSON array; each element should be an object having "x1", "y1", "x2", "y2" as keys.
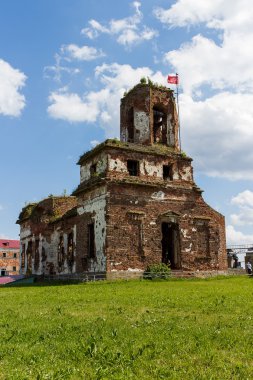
[
  {"x1": 77, "y1": 139, "x2": 190, "y2": 166},
  {"x1": 17, "y1": 196, "x2": 77, "y2": 224}
]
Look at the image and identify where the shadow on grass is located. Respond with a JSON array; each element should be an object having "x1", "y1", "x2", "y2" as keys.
[
  {"x1": 1, "y1": 273, "x2": 251, "y2": 288},
  {"x1": 1, "y1": 279, "x2": 86, "y2": 288}
]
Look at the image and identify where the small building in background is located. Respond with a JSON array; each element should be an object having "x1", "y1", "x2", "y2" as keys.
[{"x1": 0, "y1": 239, "x2": 20, "y2": 276}]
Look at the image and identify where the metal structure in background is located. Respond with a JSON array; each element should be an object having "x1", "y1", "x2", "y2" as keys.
[{"x1": 227, "y1": 244, "x2": 253, "y2": 269}]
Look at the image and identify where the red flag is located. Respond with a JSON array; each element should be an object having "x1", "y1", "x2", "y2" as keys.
[{"x1": 167, "y1": 75, "x2": 178, "y2": 85}]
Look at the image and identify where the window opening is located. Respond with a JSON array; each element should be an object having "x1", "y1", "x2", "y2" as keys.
[
  {"x1": 34, "y1": 239, "x2": 40, "y2": 271},
  {"x1": 90, "y1": 163, "x2": 97, "y2": 176},
  {"x1": 41, "y1": 247, "x2": 46, "y2": 262},
  {"x1": 13, "y1": 253, "x2": 17, "y2": 258},
  {"x1": 21, "y1": 244, "x2": 25, "y2": 269},
  {"x1": 13, "y1": 266, "x2": 16, "y2": 272},
  {"x1": 3, "y1": 252, "x2": 6, "y2": 258},
  {"x1": 67, "y1": 232, "x2": 74, "y2": 270},
  {"x1": 58, "y1": 236, "x2": 64, "y2": 269},
  {"x1": 26, "y1": 241, "x2": 33, "y2": 270},
  {"x1": 88, "y1": 223, "x2": 95, "y2": 258},
  {"x1": 127, "y1": 160, "x2": 139, "y2": 176},
  {"x1": 153, "y1": 107, "x2": 167, "y2": 144},
  {"x1": 127, "y1": 107, "x2": 134, "y2": 142},
  {"x1": 163, "y1": 165, "x2": 173, "y2": 180}
]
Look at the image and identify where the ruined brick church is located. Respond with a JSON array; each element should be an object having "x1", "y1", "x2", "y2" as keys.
[{"x1": 17, "y1": 82, "x2": 227, "y2": 276}]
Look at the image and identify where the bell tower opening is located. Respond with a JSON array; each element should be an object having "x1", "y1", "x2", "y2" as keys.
[
  {"x1": 127, "y1": 107, "x2": 134, "y2": 142},
  {"x1": 153, "y1": 106, "x2": 167, "y2": 145},
  {"x1": 120, "y1": 82, "x2": 179, "y2": 150}
]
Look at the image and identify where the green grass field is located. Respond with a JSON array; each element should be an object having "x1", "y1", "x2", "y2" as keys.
[{"x1": 1, "y1": 276, "x2": 253, "y2": 379}]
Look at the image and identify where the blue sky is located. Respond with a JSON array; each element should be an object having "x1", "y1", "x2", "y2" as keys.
[{"x1": 1, "y1": 0, "x2": 253, "y2": 245}]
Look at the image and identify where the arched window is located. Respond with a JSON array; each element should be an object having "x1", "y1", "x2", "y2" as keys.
[{"x1": 153, "y1": 106, "x2": 167, "y2": 144}]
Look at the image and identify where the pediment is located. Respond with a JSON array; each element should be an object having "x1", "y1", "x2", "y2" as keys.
[
  {"x1": 158, "y1": 210, "x2": 181, "y2": 223},
  {"x1": 160, "y1": 210, "x2": 181, "y2": 218}
]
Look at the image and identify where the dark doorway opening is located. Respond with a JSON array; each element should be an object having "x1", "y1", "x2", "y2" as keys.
[
  {"x1": 1, "y1": 269, "x2": 6, "y2": 276},
  {"x1": 161, "y1": 222, "x2": 180, "y2": 269}
]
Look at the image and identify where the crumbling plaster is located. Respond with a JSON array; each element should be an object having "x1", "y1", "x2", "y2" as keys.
[
  {"x1": 134, "y1": 110, "x2": 150, "y2": 143},
  {"x1": 107, "y1": 154, "x2": 192, "y2": 182},
  {"x1": 78, "y1": 193, "x2": 107, "y2": 272},
  {"x1": 20, "y1": 224, "x2": 77, "y2": 275},
  {"x1": 80, "y1": 152, "x2": 107, "y2": 183}
]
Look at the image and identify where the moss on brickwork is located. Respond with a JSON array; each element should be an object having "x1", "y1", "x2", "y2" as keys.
[
  {"x1": 78, "y1": 139, "x2": 187, "y2": 165},
  {"x1": 17, "y1": 196, "x2": 77, "y2": 224},
  {"x1": 122, "y1": 81, "x2": 172, "y2": 99},
  {"x1": 17, "y1": 203, "x2": 38, "y2": 222}
]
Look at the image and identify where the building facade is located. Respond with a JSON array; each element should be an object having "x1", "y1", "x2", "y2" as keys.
[
  {"x1": 17, "y1": 83, "x2": 227, "y2": 276},
  {"x1": 0, "y1": 239, "x2": 20, "y2": 276}
]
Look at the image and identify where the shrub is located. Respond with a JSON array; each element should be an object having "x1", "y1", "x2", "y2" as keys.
[{"x1": 143, "y1": 263, "x2": 171, "y2": 280}]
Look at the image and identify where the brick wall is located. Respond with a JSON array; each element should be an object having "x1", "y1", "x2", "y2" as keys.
[
  {"x1": 0, "y1": 249, "x2": 20, "y2": 275},
  {"x1": 105, "y1": 182, "x2": 227, "y2": 272}
]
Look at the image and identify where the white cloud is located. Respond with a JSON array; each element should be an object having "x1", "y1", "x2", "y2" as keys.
[
  {"x1": 44, "y1": 44, "x2": 104, "y2": 83},
  {"x1": 153, "y1": 0, "x2": 253, "y2": 180},
  {"x1": 82, "y1": 19, "x2": 110, "y2": 39},
  {"x1": 226, "y1": 225, "x2": 253, "y2": 245},
  {"x1": 180, "y1": 92, "x2": 253, "y2": 180},
  {"x1": 81, "y1": 1, "x2": 158, "y2": 47},
  {"x1": 0, "y1": 59, "x2": 26, "y2": 117},
  {"x1": 0, "y1": 204, "x2": 3, "y2": 211},
  {"x1": 231, "y1": 190, "x2": 253, "y2": 208},
  {"x1": 230, "y1": 211, "x2": 253, "y2": 227},
  {"x1": 154, "y1": 0, "x2": 226, "y2": 28},
  {"x1": 164, "y1": 33, "x2": 253, "y2": 95},
  {"x1": 90, "y1": 140, "x2": 100, "y2": 147},
  {"x1": 157, "y1": 0, "x2": 253, "y2": 95},
  {"x1": 230, "y1": 190, "x2": 253, "y2": 226},
  {"x1": 48, "y1": 90, "x2": 100, "y2": 123},
  {"x1": 117, "y1": 27, "x2": 157, "y2": 46},
  {"x1": 61, "y1": 44, "x2": 105, "y2": 61},
  {"x1": 44, "y1": 54, "x2": 80, "y2": 83},
  {"x1": 47, "y1": 63, "x2": 165, "y2": 136},
  {"x1": 154, "y1": 0, "x2": 253, "y2": 31}
]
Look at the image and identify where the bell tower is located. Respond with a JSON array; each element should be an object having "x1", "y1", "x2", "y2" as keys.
[{"x1": 120, "y1": 83, "x2": 180, "y2": 151}]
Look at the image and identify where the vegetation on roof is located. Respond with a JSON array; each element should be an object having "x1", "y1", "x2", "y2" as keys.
[
  {"x1": 122, "y1": 77, "x2": 171, "y2": 98},
  {"x1": 17, "y1": 203, "x2": 38, "y2": 222},
  {"x1": 78, "y1": 139, "x2": 185, "y2": 165},
  {"x1": 17, "y1": 196, "x2": 76, "y2": 223}
]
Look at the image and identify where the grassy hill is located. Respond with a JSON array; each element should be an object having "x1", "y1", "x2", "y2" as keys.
[{"x1": 1, "y1": 276, "x2": 253, "y2": 379}]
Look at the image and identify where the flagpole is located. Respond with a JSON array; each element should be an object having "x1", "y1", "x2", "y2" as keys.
[{"x1": 176, "y1": 73, "x2": 181, "y2": 152}]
